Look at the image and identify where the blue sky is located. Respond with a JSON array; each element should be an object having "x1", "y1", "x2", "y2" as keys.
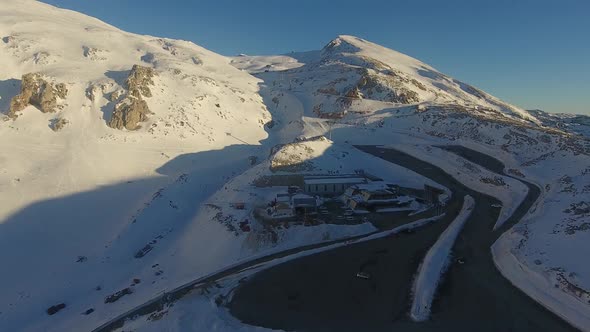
[{"x1": 42, "y1": 0, "x2": 589, "y2": 115}]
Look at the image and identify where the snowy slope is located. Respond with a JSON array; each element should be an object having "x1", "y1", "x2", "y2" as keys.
[
  {"x1": 0, "y1": 2, "x2": 443, "y2": 332},
  {"x1": 0, "y1": 0, "x2": 273, "y2": 331},
  {"x1": 529, "y1": 109, "x2": 590, "y2": 138}
]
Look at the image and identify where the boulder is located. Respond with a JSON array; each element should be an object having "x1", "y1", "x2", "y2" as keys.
[{"x1": 8, "y1": 73, "x2": 68, "y2": 118}]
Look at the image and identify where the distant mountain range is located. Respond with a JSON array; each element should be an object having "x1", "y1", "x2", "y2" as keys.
[{"x1": 528, "y1": 109, "x2": 590, "y2": 138}]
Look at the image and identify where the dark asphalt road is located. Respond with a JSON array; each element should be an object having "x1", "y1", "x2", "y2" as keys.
[
  {"x1": 93, "y1": 227, "x2": 386, "y2": 332},
  {"x1": 228, "y1": 145, "x2": 578, "y2": 332}
]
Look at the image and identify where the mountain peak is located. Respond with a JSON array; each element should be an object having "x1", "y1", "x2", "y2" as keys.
[{"x1": 321, "y1": 35, "x2": 364, "y2": 57}]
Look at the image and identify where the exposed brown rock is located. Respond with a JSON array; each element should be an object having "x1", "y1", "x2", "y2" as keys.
[
  {"x1": 8, "y1": 73, "x2": 68, "y2": 118},
  {"x1": 86, "y1": 85, "x2": 101, "y2": 102},
  {"x1": 345, "y1": 86, "x2": 362, "y2": 99},
  {"x1": 109, "y1": 97, "x2": 151, "y2": 130},
  {"x1": 108, "y1": 65, "x2": 156, "y2": 130},
  {"x1": 126, "y1": 64, "x2": 154, "y2": 98},
  {"x1": 355, "y1": 73, "x2": 420, "y2": 104},
  {"x1": 109, "y1": 89, "x2": 124, "y2": 102},
  {"x1": 8, "y1": 95, "x2": 29, "y2": 117}
]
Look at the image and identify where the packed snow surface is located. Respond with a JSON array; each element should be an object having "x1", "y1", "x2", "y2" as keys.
[
  {"x1": 410, "y1": 196, "x2": 475, "y2": 322},
  {"x1": 493, "y1": 232, "x2": 590, "y2": 332}
]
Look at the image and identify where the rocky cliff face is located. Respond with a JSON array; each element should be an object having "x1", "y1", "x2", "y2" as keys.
[
  {"x1": 8, "y1": 73, "x2": 67, "y2": 118},
  {"x1": 125, "y1": 64, "x2": 154, "y2": 98},
  {"x1": 353, "y1": 71, "x2": 421, "y2": 104},
  {"x1": 109, "y1": 98, "x2": 151, "y2": 131},
  {"x1": 108, "y1": 65, "x2": 155, "y2": 130}
]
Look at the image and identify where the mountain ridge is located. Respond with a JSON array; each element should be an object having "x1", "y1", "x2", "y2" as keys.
[{"x1": 234, "y1": 34, "x2": 541, "y2": 126}]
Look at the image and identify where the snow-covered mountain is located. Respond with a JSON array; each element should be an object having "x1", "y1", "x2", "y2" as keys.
[
  {"x1": 232, "y1": 35, "x2": 540, "y2": 125},
  {"x1": 0, "y1": 0, "x2": 275, "y2": 228},
  {"x1": 529, "y1": 109, "x2": 590, "y2": 138},
  {"x1": 1, "y1": 1, "x2": 589, "y2": 331},
  {"x1": 232, "y1": 36, "x2": 590, "y2": 330}
]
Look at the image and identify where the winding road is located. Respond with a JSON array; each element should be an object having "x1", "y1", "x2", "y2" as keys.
[
  {"x1": 228, "y1": 145, "x2": 578, "y2": 332},
  {"x1": 93, "y1": 145, "x2": 578, "y2": 332}
]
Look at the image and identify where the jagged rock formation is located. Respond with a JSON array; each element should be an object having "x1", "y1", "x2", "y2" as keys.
[
  {"x1": 126, "y1": 64, "x2": 154, "y2": 98},
  {"x1": 344, "y1": 86, "x2": 362, "y2": 99},
  {"x1": 109, "y1": 98, "x2": 150, "y2": 130},
  {"x1": 109, "y1": 89, "x2": 124, "y2": 102},
  {"x1": 354, "y1": 72, "x2": 420, "y2": 104},
  {"x1": 108, "y1": 65, "x2": 155, "y2": 130},
  {"x1": 8, "y1": 73, "x2": 67, "y2": 118}
]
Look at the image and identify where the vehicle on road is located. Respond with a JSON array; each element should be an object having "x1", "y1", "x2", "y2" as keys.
[{"x1": 356, "y1": 271, "x2": 371, "y2": 279}]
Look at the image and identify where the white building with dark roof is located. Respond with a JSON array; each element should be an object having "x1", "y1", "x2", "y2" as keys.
[{"x1": 291, "y1": 194, "x2": 318, "y2": 215}]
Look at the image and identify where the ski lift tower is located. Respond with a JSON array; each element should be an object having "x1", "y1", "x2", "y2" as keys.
[{"x1": 326, "y1": 120, "x2": 334, "y2": 140}]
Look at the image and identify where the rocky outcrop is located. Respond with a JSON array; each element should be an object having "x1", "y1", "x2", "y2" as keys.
[
  {"x1": 82, "y1": 46, "x2": 108, "y2": 61},
  {"x1": 344, "y1": 86, "x2": 362, "y2": 99},
  {"x1": 50, "y1": 118, "x2": 69, "y2": 131},
  {"x1": 109, "y1": 89, "x2": 124, "y2": 102},
  {"x1": 8, "y1": 73, "x2": 68, "y2": 118},
  {"x1": 109, "y1": 98, "x2": 151, "y2": 130},
  {"x1": 126, "y1": 64, "x2": 154, "y2": 98},
  {"x1": 108, "y1": 65, "x2": 155, "y2": 130},
  {"x1": 354, "y1": 72, "x2": 420, "y2": 104}
]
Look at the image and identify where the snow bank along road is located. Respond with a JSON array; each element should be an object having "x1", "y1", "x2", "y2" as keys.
[
  {"x1": 90, "y1": 229, "x2": 385, "y2": 332},
  {"x1": 443, "y1": 145, "x2": 590, "y2": 332},
  {"x1": 410, "y1": 195, "x2": 475, "y2": 322},
  {"x1": 228, "y1": 145, "x2": 579, "y2": 332},
  {"x1": 93, "y1": 213, "x2": 447, "y2": 332}
]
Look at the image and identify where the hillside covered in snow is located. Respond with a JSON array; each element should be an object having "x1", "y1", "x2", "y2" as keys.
[
  {"x1": 232, "y1": 36, "x2": 590, "y2": 330},
  {"x1": 0, "y1": 1, "x2": 274, "y2": 330},
  {"x1": 1, "y1": 1, "x2": 589, "y2": 331}
]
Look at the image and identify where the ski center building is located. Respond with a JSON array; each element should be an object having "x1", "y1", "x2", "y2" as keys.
[{"x1": 303, "y1": 175, "x2": 368, "y2": 195}]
